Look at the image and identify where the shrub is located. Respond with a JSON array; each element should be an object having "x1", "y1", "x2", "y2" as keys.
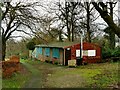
[
  {"x1": 102, "y1": 48, "x2": 112, "y2": 59},
  {"x1": 49, "y1": 61, "x2": 52, "y2": 64},
  {"x1": 45, "y1": 60, "x2": 49, "y2": 63},
  {"x1": 102, "y1": 47, "x2": 120, "y2": 59},
  {"x1": 54, "y1": 61, "x2": 58, "y2": 65},
  {"x1": 2, "y1": 55, "x2": 20, "y2": 78},
  {"x1": 21, "y1": 56, "x2": 28, "y2": 60},
  {"x1": 26, "y1": 41, "x2": 35, "y2": 50},
  {"x1": 111, "y1": 47, "x2": 120, "y2": 57}
]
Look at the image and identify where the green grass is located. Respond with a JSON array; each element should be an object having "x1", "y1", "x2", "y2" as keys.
[
  {"x1": 2, "y1": 72, "x2": 30, "y2": 88},
  {"x1": 21, "y1": 59, "x2": 41, "y2": 65},
  {"x1": 2, "y1": 59, "x2": 119, "y2": 88},
  {"x1": 76, "y1": 62, "x2": 119, "y2": 87},
  {"x1": 46, "y1": 62, "x2": 119, "y2": 88},
  {"x1": 2, "y1": 59, "x2": 31, "y2": 88}
]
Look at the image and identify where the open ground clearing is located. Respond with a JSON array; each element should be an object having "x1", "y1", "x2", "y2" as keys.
[{"x1": 2, "y1": 59, "x2": 119, "y2": 89}]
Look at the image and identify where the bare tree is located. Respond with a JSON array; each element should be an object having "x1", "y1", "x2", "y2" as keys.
[
  {"x1": 92, "y1": 1, "x2": 120, "y2": 38},
  {"x1": 1, "y1": 1, "x2": 41, "y2": 61},
  {"x1": 53, "y1": 1, "x2": 82, "y2": 42}
]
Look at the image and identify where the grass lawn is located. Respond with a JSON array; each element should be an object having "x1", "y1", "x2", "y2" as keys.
[
  {"x1": 2, "y1": 62, "x2": 31, "y2": 88},
  {"x1": 2, "y1": 59, "x2": 119, "y2": 88},
  {"x1": 45, "y1": 62, "x2": 119, "y2": 88}
]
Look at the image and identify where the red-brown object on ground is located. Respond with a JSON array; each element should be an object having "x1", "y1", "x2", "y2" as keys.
[{"x1": 2, "y1": 55, "x2": 20, "y2": 78}]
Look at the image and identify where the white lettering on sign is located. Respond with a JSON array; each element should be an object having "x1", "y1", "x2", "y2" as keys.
[
  {"x1": 88, "y1": 50, "x2": 96, "y2": 56},
  {"x1": 82, "y1": 50, "x2": 88, "y2": 56}
]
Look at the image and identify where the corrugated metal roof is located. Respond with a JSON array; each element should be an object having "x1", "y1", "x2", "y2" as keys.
[{"x1": 35, "y1": 41, "x2": 80, "y2": 48}]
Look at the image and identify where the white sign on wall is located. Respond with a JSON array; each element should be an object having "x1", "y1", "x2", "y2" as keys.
[
  {"x1": 76, "y1": 50, "x2": 87, "y2": 57},
  {"x1": 76, "y1": 50, "x2": 80, "y2": 57},
  {"x1": 88, "y1": 50, "x2": 96, "y2": 56},
  {"x1": 76, "y1": 50, "x2": 96, "y2": 57}
]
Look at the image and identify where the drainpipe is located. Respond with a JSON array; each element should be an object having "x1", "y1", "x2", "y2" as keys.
[
  {"x1": 63, "y1": 48, "x2": 65, "y2": 65},
  {"x1": 79, "y1": 31, "x2": 83, "y2": 65},
  {"x1": 80, "y1": 32, "x2": 83, "y2": 59}
]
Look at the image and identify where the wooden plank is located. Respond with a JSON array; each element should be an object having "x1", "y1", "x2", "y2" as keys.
[{"x1": 68, "y1": 59, "x2": 76, "y2": 67}]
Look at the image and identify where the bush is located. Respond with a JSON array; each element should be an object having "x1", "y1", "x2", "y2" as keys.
[
  {"x1": 54, "y1": 61, "x2": 58, "y2": 65},
  {"x1": 21, "y1": 56, "x2": 28, "y2": 60},
  {"x1": 26, "y1": 41, "x2": 35, "y2": 50},
  {"x1": 102, "y1": 48, "x2": 112, "y2": 59},
  {"x1": 102, "y1": 47, "x2": 120, "y2": 59},
  {"x1": 49, "y1": 61, "x2": 52, "y2": 64},
  {"x1": 2, "y1": 56, "x2": 20, "y2": 78},
  {"x1": 45, "y1": 60, "x2": 49, "y2": 63},
  {"x1": 111, "y1": 47, "x2": 120, "y2": 57}
]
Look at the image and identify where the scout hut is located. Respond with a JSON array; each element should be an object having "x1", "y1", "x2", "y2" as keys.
[{"x1": 32, "y1": 42, "x2": 101, "y2": 66}]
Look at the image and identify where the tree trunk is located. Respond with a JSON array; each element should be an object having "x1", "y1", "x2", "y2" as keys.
[
  {"x1": 109, "y1": 30, "x2": 115, "y2": 49},
  {"x1": 86, "y1": 2, "x2": 91, "y2": 43},
  {"x1": 67, "y1": 23, "x2": 71, "y2": 41},
  {"x1": 71, "y1": 16, "x2": 74, "y2": 42},
  {"x1": 2, "y1": 39, "x2": 6, "y2": 61},
  {"x1": 71, "y1": 25, "x2": 74, "y2": 42},
  {"x1": 59, "y1": 30, "x2": 63, "y2": 42},
  {"x1": 71, "y1": 2, "x2": 75, "y2": 42},
  {"x1": 109, "y1": 2, "x2": 115, "y2": 49},
  {"x1": 65, "y1": 2, "x2": 71, "y2": 41}
]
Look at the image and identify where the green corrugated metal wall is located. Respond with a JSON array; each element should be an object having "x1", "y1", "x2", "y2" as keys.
[{"x1": 52, "y1": 48, "x2": 60, "y2": 58}]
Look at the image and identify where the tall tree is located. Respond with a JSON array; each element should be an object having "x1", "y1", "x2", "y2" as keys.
[
  {"x1": 80, "y1": 1, "x2": 99, "y2": 43},
  {"x1": 92, "y1": 1, "x2": 120, "y2": 38},
  {"x1": 1, "y1": 1, "x2": 41, "y2": 61},
  {"x1": 83, "y1": 2, "x2": 92, "y2": 43},
  {"x1": 103, "y1": 1, "x2": 116, "y2": 49},
  {"x1": 108, "y1": 2, "x2": 116, "y2": 49},
  {"x1": 65, "y1": 1, "x2": 71, "y2": 41},
  {"x1": 86, "y1": 2, "x2": 91, "y2": 42},
  {"x1": 68, "y1": 2, "x2": 79, "y2": 42},
  {"x1": 56, "y1": 1, "x2": 81, "y2": 41}
]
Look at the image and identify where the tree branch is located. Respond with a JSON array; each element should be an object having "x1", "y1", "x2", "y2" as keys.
[
  {"x1": 92, "y1": 2, "x2": 120, "y2": 38},
  {"x1": 2, "y1": 2, "x2": 10, "y2": 20},
  {"x1": 5, "y1": 23, "x2": 21, "y2": 41},
  {"x1": 16, "y1": 29, "x2": 34, "y2": 36}
]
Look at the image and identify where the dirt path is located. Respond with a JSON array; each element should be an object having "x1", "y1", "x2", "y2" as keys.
[
  {"x1": 21, "y1": 60, "x2": 87, "y2": 88},
  {"x1": 21, "y1": 61, "x2": 44, "y2": 88},
  {"x1": 21, "y1": 61, "x2": 56, "y2": 88},
  {"x1": 3, "y1": 60, "x2": 119, "y2": 88}
]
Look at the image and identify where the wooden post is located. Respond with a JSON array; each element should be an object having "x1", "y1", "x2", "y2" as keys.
[{"x1": 63, "y1": 49, "x2": 65, "y2": 65}]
